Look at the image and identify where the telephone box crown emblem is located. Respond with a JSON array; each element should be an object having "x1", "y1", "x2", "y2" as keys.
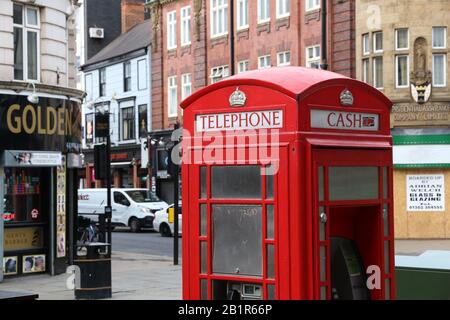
[
  {"x1": 229, "y1": 87, "x2": 246, "y2": 107},
  {"x1": 340, "y1": 89, "x2": 354, "y2": 106}
]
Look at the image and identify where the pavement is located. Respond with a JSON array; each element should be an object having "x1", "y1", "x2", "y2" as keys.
[
  {"x1": 1, "y1": 239, "x2": 450, "y2": 300},
  {"x1": 395, "y1": 239, "x2": 450, "y2": 256},
  {"x1": 0, "y1": 251, "x2": 182, "y2": 300}
]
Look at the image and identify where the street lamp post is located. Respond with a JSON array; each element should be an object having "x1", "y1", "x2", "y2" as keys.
[
  {"x1": 167, "y1": 123, "x2": 180, "y2": 266},
  {"x1": 105, "y1": 110, "x2": 112, "y2": 247}
]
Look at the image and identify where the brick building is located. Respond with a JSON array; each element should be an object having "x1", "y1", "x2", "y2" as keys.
[{"x1": 145, "y1": 0, "x2": 356, "y2": 203}]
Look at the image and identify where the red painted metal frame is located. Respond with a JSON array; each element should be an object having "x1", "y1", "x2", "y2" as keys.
[
  {"x1": 181, "y1": 67, "x2": 394, "y2": 300},
  {"x1": 311, "y1": 148, "x2": 394, "y2": 300}
]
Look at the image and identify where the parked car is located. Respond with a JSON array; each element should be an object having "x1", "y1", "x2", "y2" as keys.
[
  {"x1": 153, "y1": 202, "x2": 182, "y2": 237},
  {"x1": 78, "y1": 188, "x2": 169, "y2": 232}
]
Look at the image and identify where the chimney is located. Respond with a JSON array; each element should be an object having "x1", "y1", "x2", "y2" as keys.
[{"x1": 121, "y1": 0, "x2": 145, "y2": 34}]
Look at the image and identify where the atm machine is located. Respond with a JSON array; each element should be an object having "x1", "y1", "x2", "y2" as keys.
[{"x1": 330, "y1": 237, "x2": 370, "y2": 300}]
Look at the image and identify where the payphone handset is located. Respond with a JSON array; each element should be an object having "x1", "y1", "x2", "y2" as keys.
[{"x1": 330, "y1": 237, "x2": 370, "y2": 300}]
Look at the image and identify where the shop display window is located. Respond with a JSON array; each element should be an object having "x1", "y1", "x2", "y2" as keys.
[{"x1": 3, "y1": 168, "x2": 49, "y2": 224}]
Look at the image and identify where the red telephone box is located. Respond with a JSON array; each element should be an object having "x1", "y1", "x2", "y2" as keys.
[{"x1": 180, "y1": 67, "x2": 394, "y2": 300}]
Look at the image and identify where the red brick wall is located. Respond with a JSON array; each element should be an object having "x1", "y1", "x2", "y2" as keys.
[
  {"x1": 151, "y1": 2, "x2": 164, "y2": 130},
  {"x1": 225, "y1": 0, "x2": 301, "y2": 74},
  {"x1": 300, "y1": 2, "x2": 322, "y2": 66},
  {"x1": 150, "y1": 0, "x2": 356, "y2": 132},
  {"x1": 122, "y1": 0, "x2": 145, "y2": 34},
  {"x1": 330, "y1": 0, "x2": 355, "y2": 78},
  {"x1": 161, "y1": 0, "x2": 198, "y2": 129}
]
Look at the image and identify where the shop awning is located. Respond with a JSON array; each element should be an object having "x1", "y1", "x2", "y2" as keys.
[{"x1": 393, "y1": 134, "x2": 450, "y2": 168}]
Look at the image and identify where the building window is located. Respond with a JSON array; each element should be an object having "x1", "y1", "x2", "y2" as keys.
[
  {"x1": 432, "y1": 27, "x2": 447, "y2": 49},
  {"x1": 124, "y1": 61, "x2": 131, "y2": 92},
  {"x1": 120, "y1": 105, "x2": 135, "y2": 141},
  {"x1": 13, "y1": 3, "x2": 40, "y2": 81},
  {"x1": 395, "y1": 55, "x2": 409, "y2": 88},
  {"x1": 362, "y1": 59, "x2": 370, "y2": 84},
  {"x1": 138, "y1": 104, "x2": 148, "y2": 138},
  {"x1": 258, "y1": 0, "x2": 270, "y2": 23},
  {"x1": 432, "y1": 54, "x2": 446, "y2": 87},
  {"x1": 211, "y1": 0, "x2": 228, "y2": 37},
  {"x1": 168, "y1": 76, "x2": 178, "y2": 117},
  {"x1": 306, "y1": 0, "x2": 320, "y2": 11},
  {"x1": 258, "y1": 55, "x2": 271, "y2": 69},
  {"x1": 362, "y1": 33, "x2": 370, "y2": 55},
  {"x1": 85, "y1": 73, "x2": 93, "y2": 101},
  {"x1": 210, "y1": 65, "x2": 229, "y2": 83},
  {"x1": 238, "y1": 60, "x2": 249, "y2": 73},
  {"x1": 373, "y1": 57, "x2": 383, "y2": 89},
  {"x1": 167, "y1": 11, "x2": 177, "y2": 50},
  {"x1": 237, "y1": 0, "x2": 249, "y2": 29},
  {"x1": 137, "y1": 59, "x2": 147, "y2": 90},
  {"x1": 306, "y1": 45, "x2": 321, "y2": 68},
  {"x1": 276, "y1": 0, "x2": 290, "y2": 18},
  {"x1": 181, "y1": 6, "x2": 191, "y2": 46},
  {"x1": 395, "y1": 28, "x2": 409, "y2": 50},
  {"x1": 182, "y1": 73, "x2": 192, "y2": 100},
  {"x1": 373, "y1": 31, "x2": 383, "y2": 53},
  {"x1": 277, "y1": 51, "x2": 291, "y2": 66},
  {"x1": 99, "y1": 68, "x2": 106, "y2": 97}
]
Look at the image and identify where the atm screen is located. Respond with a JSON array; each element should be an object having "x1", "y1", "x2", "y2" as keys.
[{"x1": 330, "y1": 237, "x2": 370, "y2": 300}]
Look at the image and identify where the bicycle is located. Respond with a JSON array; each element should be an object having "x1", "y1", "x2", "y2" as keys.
[{"x1": 77, "y1": 217, "x2": 99, "y2": 251}]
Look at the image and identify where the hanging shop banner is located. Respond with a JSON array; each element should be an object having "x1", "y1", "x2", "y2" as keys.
[
  {"x1": 407, "y1": 174, "x2": 445, "y2": 212},
  {"x1": 0, "y1": 94, "x2": 82, "y2": 152},
  {"x1": 2, "y1": 150, "x2": 62, "y2": 167},
  {"x1": 4, "y1": 227, "x2": 44, "y2": 251},
  {"x1": 95, "y1": 112, "x2": 109, "y2": 138},
  {"x1": 56, "y1": 155, "x2": 66, "y2": 258}
]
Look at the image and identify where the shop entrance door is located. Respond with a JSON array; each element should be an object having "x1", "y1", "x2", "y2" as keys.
[{"x1": 312, "y1": 148, "x2": 393, "y2": 300}]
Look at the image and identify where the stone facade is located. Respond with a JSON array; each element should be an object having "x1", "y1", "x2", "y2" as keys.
[
  {"x1": 356, "y1": 0, "x2": 450, "y2": 127},
  {"x1": 0, "y1": 0, "x2": 79, "y2": 88},
  {"x1": 356, "y1": 0, "x2": 450, "y2": 239}
]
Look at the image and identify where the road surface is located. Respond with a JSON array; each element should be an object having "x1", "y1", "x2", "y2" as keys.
[{"x1": 112, "y1": 228, "x2": 182, "y2": 257}]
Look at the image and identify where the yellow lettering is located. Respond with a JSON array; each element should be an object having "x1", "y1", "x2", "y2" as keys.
[
  {"x1": 7, "y1": 104, "x2": 21, "y2": 133},
  {"x1": 58, "y1": 108, "x2": 65, "y2": 135},
  {"x1": 37, "y1": 106, "x2": 46, "y2": 134},
  {"x1": 22, "y1": 105, "x2": 36, "y2": 134},
  {"x1": 65, "y1": 108, "x2": 72, "y2": 135},
  {"x1": 47, "y1": 107, "x2": 57, "y2": 135}
]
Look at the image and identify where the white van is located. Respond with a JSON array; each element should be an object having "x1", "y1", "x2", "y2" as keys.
[
  {"x1": 78, "y1": 188, "x2": 169, "y2": 232},
  {"x1": 153, "y1": 202, "x2": 182, "y2": 237}
]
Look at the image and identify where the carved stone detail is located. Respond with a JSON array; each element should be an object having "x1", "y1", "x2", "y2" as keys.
[
  {"x1": 410, "y1": 37, "x2": 432, "y2": 104},
  {"x1": 151, "y1": 4, "x2": 161, "y2": 52},
  {"x1": 194, "y1": 0, "x2": 203, "y2": 41}
]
